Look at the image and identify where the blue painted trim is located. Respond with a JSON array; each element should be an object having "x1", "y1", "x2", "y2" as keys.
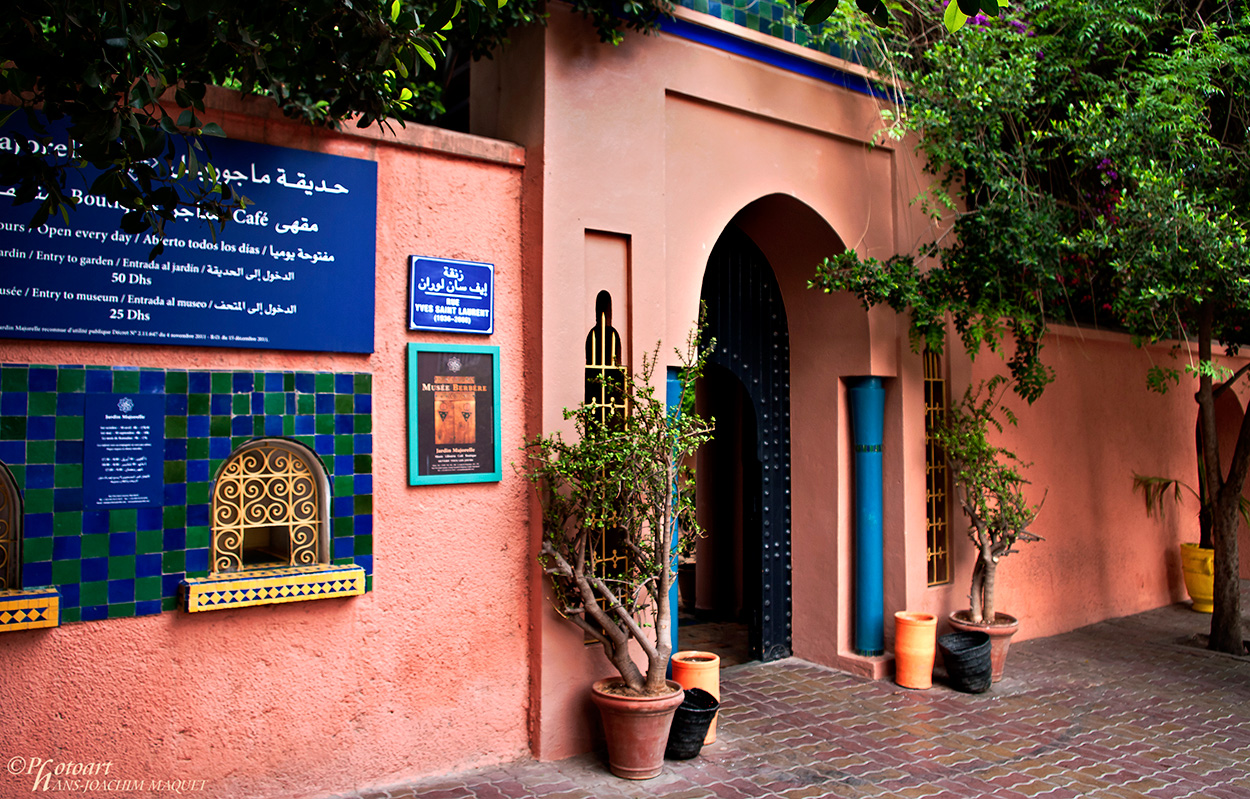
[{"x1": 657, "y1": 16, "x2": 894, "y2": 101}]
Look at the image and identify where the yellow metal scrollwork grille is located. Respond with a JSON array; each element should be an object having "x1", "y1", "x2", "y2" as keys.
[
  {"x1": 582, "y1": 292, "x2": 629, "y2": 643},
  {"x1": 211, "y1": 442, "x2": 322, "y2": 573},
  {"x1": 585, "y1": 310, "x2": 627, "y2": 427},
  {"x1": 0, "y1": 463, "x2": 19, "y2": 590},
  {"x1": 924, "y1": 349, "x2": 952, "y2": 586}
]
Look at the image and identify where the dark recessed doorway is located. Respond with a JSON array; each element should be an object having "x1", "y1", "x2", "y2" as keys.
[{"x1": 680, "y1": 224, "x2": 792, "y2": 665}]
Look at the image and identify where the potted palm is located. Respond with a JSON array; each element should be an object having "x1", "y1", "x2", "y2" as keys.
[
  {"x1": 1133, "y1": 474, "x2": 1217, "y2": 612},
  {"x1": 1132, "y1": 463, "x2": 1250, "y2": 614},
  {"x1": 521, "y1": 328, "x2": 713, "y2": 779},
  {"x1": 932, "y1": 376, "x2": 1044, "y2": 682}
]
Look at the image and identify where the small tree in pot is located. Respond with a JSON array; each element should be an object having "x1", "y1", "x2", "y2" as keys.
[
  {"x1": 521, "y1": 330, "x2": 713, "y2": 777},
  {"x1": 932, "y1": 376, "x2": 1044, "y2": 680}
]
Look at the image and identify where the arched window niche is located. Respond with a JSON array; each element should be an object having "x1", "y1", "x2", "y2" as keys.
[
  {"x1": 585, "y1": 290, "x2": 626, "y2": 426},
  {"x1": 0, "y1": 460, "x2": 22, "y2": 591},
  {"x1": 580, "y1": 291, "x2": 629, "y2": 644},
  {"x1": 211, "y1": 439, "x2": 329, "y2": 573},
  {"x1": 0, "y1": 460, "x2": 61, "y2": 632},
  {"x1": 181, "y1": 438, "x2": 364, "y2": 613}
]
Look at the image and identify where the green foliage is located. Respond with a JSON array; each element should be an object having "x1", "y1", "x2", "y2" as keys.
[
  {"x1": 801, "y1": 0, "x2": 893, "y2": 29},
  {"x1": 1145, "y1": 364, "x2": 1181, "y2": 394},
  {"x1": 0, "y1": 0, "x2": 668, "y2": 252},
  {"x1": 812, "y1": 249, "x2": 1056, "y2": 402},
  {"x1": 521, "y1": 328, "x2": 713, "y2": 695},
  {"x1": 1054, "y1": 13, "x2": 1250, "y2": 352},
  {"x1": 778, "y1": 0, "x2": 896, "y2": 70},
  {"x1": 1, "y1": 0, "x2": 465, "y2": 252},
  {"x1": 1132, "y1": 472, "x2": 1250, "y2": 549},
  {"x1": 567, "y1": 0, "x2": 673, "y2": 45},
  {"x1": 944, "y1": 0, "x2": 1009, "y2": 32},
  {"x1": 1133, "y1": 473, "x2": 1201, "y2": 521},
  {"x1": 795, "y1": 0, "x2": 1008, "y2": 34},
  {"x1": 810, "y1": 0, "x2": 1250, "y2": 405}
]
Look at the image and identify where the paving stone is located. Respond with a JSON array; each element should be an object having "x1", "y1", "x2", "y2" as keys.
[{"x1": 329, "y1": 583, "x2": 1250, "y2": 799}]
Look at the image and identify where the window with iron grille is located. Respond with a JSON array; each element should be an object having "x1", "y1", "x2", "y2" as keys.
[
  {"x1": 585, "y1": 291, "x2": 627, "y2": 427},
  {"x1": 0, "y1": 462, "x2": 21, "y2": 590},
  {"x1": 582, "y1": 292, "x2": 629, "y2": 641},
  {"x1": 210, "y1": 439, "x2": 329, "y2": 573},
  {"x1": 924, "y1": 349, "x2": 952, "y2": 586}
]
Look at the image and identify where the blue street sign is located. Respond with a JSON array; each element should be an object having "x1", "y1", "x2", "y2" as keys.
[{"x1": 408, "y1": 256, "x2": 494, "y2": 335}]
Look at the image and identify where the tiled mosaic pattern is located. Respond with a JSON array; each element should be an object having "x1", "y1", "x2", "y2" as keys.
[
  {"x1": 183, "y1": 564, "x2": 366, "y2": 612},
  {"x1": 0, "y1": 365, "x2": 373, "y2": 624},
  {"x1": 678, "y1": 0, "x2": 871, "y2": 62},
  {"x1": 0, "y1": 587, "x2": 59, "y2": 630}
]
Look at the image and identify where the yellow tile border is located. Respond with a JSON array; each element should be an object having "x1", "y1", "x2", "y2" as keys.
[
  {"x1": 181, "y1": 565, "x2": 365, "y2": 613},
  {"x1": 0, "y1": 588, "x2": 61, "y2": 632}
]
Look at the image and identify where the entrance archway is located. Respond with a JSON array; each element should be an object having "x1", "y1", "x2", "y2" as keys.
[{"x1": 688, "y1": 224, "x2": 792, "y2": 663}]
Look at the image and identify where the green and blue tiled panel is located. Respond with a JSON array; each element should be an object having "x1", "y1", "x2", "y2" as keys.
[
  {"x1": 678, "y1": 0, "x2": 867, "y2": 61},
  {"x1": 0, "y1": 364, "x2": 373, "y2": 623}
]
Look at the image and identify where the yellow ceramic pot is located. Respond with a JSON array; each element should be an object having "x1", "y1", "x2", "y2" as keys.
[{"x1": 1179, "y1": 542, "x2": 1215, "y2": 613}]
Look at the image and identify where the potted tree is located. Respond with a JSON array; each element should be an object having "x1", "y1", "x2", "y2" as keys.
[
  {"x1": 521, "y1": 329, "x2": 713, "y2": 780},
  {"x1": 932, "y1": 376, "x2": 1044, "y2": 682}
]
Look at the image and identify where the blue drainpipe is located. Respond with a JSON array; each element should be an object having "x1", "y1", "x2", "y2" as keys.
[
  {"x1": 666, "y1": 367, "x2": 683, "y2": 675},
  {"x1": 847, "y1": 377, "x2": 885, "y2": 657}
]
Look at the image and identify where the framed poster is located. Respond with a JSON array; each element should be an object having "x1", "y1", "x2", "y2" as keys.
[{"x1": 407, "y1": 343, "x2": 502, "y2": 485}]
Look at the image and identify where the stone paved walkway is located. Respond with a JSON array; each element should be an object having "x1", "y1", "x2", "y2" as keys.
[{"x1": 332, "y1": 589, "x2": 1250, "y2": 799}]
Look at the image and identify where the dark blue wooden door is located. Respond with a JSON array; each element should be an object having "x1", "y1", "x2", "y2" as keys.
[{"x1": 700, "y1": 225, "x2": 793, "y2": 662}]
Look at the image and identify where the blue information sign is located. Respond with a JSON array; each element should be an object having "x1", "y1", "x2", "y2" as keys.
[
  {"x1": 408, "y1": 256, "x2": 494, "y2": 335},
  {"x1": 83, "y1": 394, "x2": 166, "y2": 509},
  {"x1": 0, "y1": 111, "x2": 377, "y2": 353}
]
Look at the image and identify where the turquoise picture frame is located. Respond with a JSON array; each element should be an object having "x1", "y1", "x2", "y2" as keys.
[{"x1": 407, "y1": 342, "x2": 503, "y2": 485}]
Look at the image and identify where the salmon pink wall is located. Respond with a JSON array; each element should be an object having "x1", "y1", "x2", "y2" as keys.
[
  {"x1": 0, "y1": 91, "x2": 532, "y2": 799},
  {"x1": 901, "y1": 327, "x2": 1247, "y2": 641}
]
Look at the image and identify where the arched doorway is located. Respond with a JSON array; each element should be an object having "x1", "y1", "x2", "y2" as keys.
[{"x1": 685, "y1": 224, "x2": 792, "y2": 663}]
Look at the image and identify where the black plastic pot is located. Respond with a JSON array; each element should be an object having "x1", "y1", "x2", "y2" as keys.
[
  {"x1": 938, "y1": 630, "x2": 992, "y2": 694},
  {"x1": 665, "y1": 687, "x2": 720, "y2": 759}
]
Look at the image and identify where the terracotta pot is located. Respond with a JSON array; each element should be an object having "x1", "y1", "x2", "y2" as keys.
[
  {"x1": 670, "y1": 650, "x2": 720, "y2": 743},
  {"x1": 590, "y1": 679, "x2": 684, "y2": 780},
  {"x1": 1179, "y1": 542, "x2": 1215, "y2": 613},
  {"x1": 893, "y1": 611, "x2": 937, "y2": 689},
  {"x1": 948, "y1": 610, "x2": 1019, "y2": 683}
]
